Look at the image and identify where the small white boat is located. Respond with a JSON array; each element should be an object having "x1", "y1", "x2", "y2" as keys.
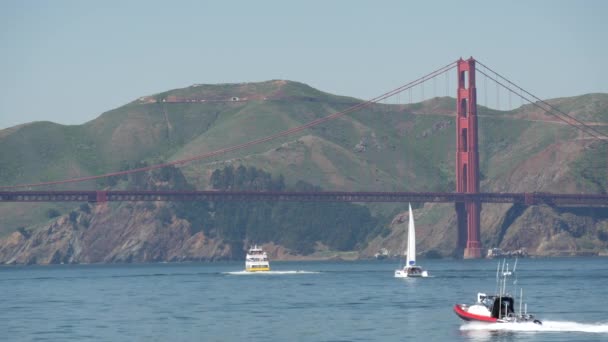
[
  {"x1": 245, "y1": 245, "x2": 270, "y2": 272},
  {"x1": 394, "y1": 204, "x2": 428, "y2": 278},
  {"x1": 374, "y1": 248, "x2": 389, "y2": 260},
  {"x1": 454, "y1": 259, "x2": 542, "y2": 325}
]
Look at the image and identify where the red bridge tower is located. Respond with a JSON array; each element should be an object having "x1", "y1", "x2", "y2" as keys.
[{"x1": 455, "y1": 58, "x2": 482, "y2": 259}]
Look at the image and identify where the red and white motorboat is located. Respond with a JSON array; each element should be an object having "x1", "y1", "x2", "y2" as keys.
[{"x1": 454, "y1": 260, "x2": 542, "y2": 325}]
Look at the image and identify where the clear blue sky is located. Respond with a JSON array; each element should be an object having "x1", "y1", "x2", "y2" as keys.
[{"x1": 1, "y1": 0, "x2": 606, "y2": 129}]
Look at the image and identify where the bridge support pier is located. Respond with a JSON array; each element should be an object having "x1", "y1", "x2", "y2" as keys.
[
  {"x1": 463, "y1": 201, "x2": 481, "y2": 259},
  {"x1": 455, "y1": 202, "x2": 467, "y2": 252},
  {"x1": 456, "y1": 57, "x2": 482, "y2": 259}
]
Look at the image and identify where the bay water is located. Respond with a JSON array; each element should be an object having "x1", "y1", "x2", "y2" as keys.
[{"x1": 1, "y1": 257, "x2": 607, "y2": 341}]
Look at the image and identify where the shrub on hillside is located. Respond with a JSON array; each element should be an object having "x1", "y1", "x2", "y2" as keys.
[
  {"x1": 79, "y1": 203, "x2": 91, "y2": 214},
  {"x1": 69, "y1": 211, "x2": 78, "y2": 223},
  {"x1": 156, "y1": 207, "x2": 172, "y2": 224},
  {"x1": 47, "y1": 208, "x2": 61, "y2": 218}
]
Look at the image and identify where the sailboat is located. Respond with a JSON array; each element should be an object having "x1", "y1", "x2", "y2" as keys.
[{"x1": 394, "y1": 203, "x2": 428, "y2": 278}]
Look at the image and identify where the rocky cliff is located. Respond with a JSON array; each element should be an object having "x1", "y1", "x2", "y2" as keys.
[
  {"x1": 362, "y1": 203, "x2": 608, "y2": 258},
  {"x1": 0, "y1": 202, "x2": 233, "y2": 264}
]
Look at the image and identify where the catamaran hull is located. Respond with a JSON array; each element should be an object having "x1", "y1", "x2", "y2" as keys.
[{"x1": 394, "y1": 270, "x2": 429, "y2": 278}]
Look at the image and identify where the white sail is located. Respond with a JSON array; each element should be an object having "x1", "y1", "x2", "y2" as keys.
[{"x1": 406, "y1": 203, "x2": 416, "y2": 266}]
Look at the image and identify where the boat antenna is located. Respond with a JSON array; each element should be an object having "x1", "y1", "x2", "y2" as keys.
[
  {"x1": 502, "y1": 263, "x2": 509, "y2": 295},
  {"x1": 519, "y1": 288, "x2": 523, "y2": 316},
  {"x1": 512, "y1": 257, "x2": 519, "y2": 285},
  {"x1": 501, "y1": 259, "x2": 507, "y2": 295},
  {"x1": 498, "y1": 259, "x2": 506, "y2": 318},
  {"x1": 495, "y1": 261, "x2": 500, "y2": 295}
]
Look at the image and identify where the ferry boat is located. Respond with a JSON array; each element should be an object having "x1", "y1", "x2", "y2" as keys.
[
  {"x1": 453, "y1": 259, "x2": 542, "y2": 325},
  {"x1": 245, "y1": 245, "x2": 270, "y2": 272}
]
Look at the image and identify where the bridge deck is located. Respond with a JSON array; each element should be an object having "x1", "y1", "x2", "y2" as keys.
[{"x1": 1, "y1": 190, "x2": 607, "y2": 206}]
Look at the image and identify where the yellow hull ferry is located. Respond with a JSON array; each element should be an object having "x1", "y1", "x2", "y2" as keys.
[{"x1": 245, "y1": 245, "x2": 270, "y2": 272}]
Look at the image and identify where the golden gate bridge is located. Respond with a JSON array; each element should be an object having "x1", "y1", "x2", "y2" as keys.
[{"x1": 2, "y1": 57, "x2": 608, "y2": 258}]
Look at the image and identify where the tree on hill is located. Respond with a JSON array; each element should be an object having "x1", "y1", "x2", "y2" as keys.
[
  {"x1": 127, "y1": 163, "x2": 385, "y2": 257},
  {"x1": 207, "y1": 164, "x2": 384, "y2": 254}
]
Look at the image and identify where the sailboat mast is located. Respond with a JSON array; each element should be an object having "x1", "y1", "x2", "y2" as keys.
[{"x1": 406, "y1": 203, "x2": 416, "y2": 266}]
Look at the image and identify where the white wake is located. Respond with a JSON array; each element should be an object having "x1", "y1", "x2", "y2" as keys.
[
  {"x1": 460, "y1": 320, "x2": 608, "y2": 333},
  {"x1": 223, "y1": 270, "x2": 320, "y2": 275}
]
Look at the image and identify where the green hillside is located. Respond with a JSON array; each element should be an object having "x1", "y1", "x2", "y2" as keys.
[{"x1": 1, "y1": 82, "x2": 607, "y2": 256}]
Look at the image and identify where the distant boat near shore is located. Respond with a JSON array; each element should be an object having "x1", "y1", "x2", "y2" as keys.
[
  {"x1": 374, "y1": 248, "x2": 389, "y2": 260},
  {"x1": 487, "y1": 247, "x2": 528, "y2": 259}
]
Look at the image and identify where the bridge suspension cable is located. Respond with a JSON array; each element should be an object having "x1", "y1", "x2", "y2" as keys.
[
  {"x1": 1, "y1": 61, "x2": 458, "y2": 190},
  {"x1": 477, "y1": 60, "x2": 608, "y2": 174},
  {"x1": 476, "y1": 60, "x2": 608, "y2": 142}
]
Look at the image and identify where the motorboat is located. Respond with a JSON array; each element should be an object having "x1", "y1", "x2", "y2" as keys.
[
  {"x1": 394, "y1": 204, "x2": 428, "y2": 278},
  {"x1": 454, "y1": 259, "x2": 541, "y2": 325},
  {"x1": 245, "y1": 245, "x2": 270, "y2": 272}
]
